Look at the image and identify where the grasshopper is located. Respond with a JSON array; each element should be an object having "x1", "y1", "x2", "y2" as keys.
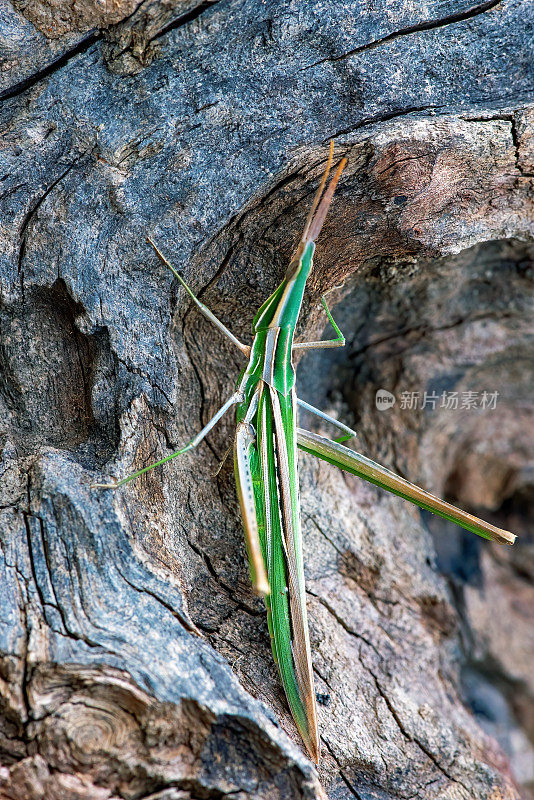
[{"x1": 93, "y1": 142, "x2": 515, "y2": 762}]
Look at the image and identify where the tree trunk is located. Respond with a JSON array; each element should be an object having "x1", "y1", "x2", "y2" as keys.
[{"x1": 0, "y1": 1, "x2": 533, "y2": 798}]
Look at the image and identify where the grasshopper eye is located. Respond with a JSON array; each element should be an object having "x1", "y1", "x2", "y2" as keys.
[{"x1": 285, "y1": 242, "x2": 306, "y2": 279}]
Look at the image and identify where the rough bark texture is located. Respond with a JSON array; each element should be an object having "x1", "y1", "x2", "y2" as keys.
[{"x1": 0, "y1": 0, "x2": 533, "y2": 798}]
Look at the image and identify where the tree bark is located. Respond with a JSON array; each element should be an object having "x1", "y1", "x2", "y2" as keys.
[{"x1": 0, "y1": 1, "x2": 533, "y2": 798}]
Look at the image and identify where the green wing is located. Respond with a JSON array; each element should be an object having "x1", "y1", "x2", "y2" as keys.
[
  {"x1": 258, "y1": 386, "x2": 320, "y2": 762},
  {"x1": 234, "y1": 383, "x2": 320, "y2": 761}
]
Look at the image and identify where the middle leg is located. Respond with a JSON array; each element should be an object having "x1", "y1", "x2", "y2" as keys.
[{"x1": 297, "y1": 397, "x2": 356, "y2": 443}]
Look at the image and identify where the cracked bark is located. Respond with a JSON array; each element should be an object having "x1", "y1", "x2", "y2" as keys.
[
  {"x1": 1, "y1": 0, "x2": 533, "y2": 798},
  {"x1": 298, "y1": 0, "x2": 505, "y2": 71}
]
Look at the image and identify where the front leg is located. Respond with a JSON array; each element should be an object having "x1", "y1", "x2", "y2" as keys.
[{"x1": 148, "y1": 237, "x2": 251, "y2": 357}]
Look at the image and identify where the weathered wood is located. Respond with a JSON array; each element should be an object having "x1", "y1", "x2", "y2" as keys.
[{"x1": 0, "y1": 0, "x2": 533, "y2": 798}]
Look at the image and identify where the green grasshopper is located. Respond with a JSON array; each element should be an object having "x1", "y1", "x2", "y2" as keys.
[{"x1": 93, "y1": 142, "x2": 516, "y2": 762}]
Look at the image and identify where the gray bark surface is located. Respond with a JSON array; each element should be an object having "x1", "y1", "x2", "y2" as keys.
[{"x1": 0, "y1": 1, "x2": 533, "y2": 798}]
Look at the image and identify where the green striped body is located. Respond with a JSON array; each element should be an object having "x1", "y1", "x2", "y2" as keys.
[{"x1": 233, "y1": 242, "x2": 319, "y2": 760}]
